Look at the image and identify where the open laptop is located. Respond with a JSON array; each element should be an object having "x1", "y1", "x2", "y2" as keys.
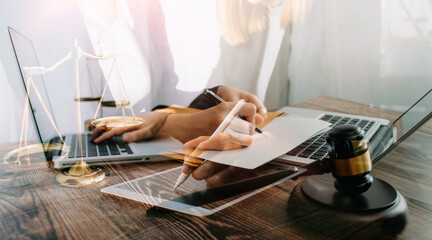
[
  {"x1": 276, "y1": 89, "x2": 432, "y2": 165},
  {"x1": 8, "y1": 27, "x2": 183, "y2": 169}
]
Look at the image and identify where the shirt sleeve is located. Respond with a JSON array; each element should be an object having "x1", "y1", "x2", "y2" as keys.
[
  {"x1": 188, "y1": 85, "x2": 220, "y2": 110},
  {"x1": 147, "y1": 0, "x2": 202, "y2": 107}
]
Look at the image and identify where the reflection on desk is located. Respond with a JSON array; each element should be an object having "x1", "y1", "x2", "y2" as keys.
[{"x1": 0, "y1": 96, "x2": 431, "y2": 239}]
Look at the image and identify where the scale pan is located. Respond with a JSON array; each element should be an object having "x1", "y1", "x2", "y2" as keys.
[
  {"x1": 3, "y1": 143, "x2": 70, "y2": 166},
  {"x1": 91, "y1": 116, "x2": 144, "y2": 129}
]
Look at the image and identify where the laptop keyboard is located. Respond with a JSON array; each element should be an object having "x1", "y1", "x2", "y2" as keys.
[
  {"x1": 286, "y1": 114, "x2": 375, "y2": 160},
  {"x1": 68, "y1": 133, "x2": 133, "y2": 159}
]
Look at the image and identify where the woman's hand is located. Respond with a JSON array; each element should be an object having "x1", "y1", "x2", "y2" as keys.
[
  {"x1": 90, "y1": 86, "x2": 266, "y2": 144},
  {"x1": 182, "y1": 133, "x2": 254, "y2": 186},
  {"x1": 158, "y1": 101, "x2": 264, "y2": 143},
  {"x1": 91, "y1": 111, "x2": 170, "y2": 143},
  {"x1": 217, "y1": 86, "x2": 267, "y2": 113},
  {"x1": 181, "y1": 111, "x2": 259, "y2": 186}
]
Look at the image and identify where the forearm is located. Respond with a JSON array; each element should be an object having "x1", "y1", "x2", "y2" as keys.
[
  {"x1": 156, "y1": 113, "x2": 213, "y2": 143},
  {"x1": 156, "y1": 97, "x2": 262, "y2": 143}
]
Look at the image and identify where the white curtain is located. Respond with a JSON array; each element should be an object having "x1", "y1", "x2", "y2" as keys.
[
  {"x1": 288, "y1": 0, "x2": 432, "y2": 110},
  {"x1": 288, "y1": 0, "x2": 381, "y2": 105},
  {"x1": 382, "y1": 0, "x2": 432, "y2": 78},
  {"x1": 380, "y1": 0, "x2": 432, "y2": 110},
  {"x1": 0, "y1": 59, "x2": 27, "y2": 143}
]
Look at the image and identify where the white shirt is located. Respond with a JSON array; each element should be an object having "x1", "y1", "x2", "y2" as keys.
[
  {"x1": 256, "y1": 1, "x2": 286, "y2": 102},
  {"x1": 79, "y1": 0, "x2": 152, "y2": 112},
  {"x1": 207, "y1": 0, "x2": 290, "y2": 109}
]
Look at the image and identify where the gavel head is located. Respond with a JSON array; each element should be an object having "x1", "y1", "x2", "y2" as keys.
[{"x1": 325, "y1": 125, "x2": 373, "y2": 195}]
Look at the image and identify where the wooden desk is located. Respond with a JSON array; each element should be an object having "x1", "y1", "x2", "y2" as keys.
[{"x1": 1, "y1": 96, "x2": 431, "y2": 239}]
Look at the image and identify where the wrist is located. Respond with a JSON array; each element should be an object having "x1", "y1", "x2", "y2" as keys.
[
  {"x1": 156, "y1": 114, "x2": 204, "y2": 143},
  {"x1": 157, "y1": 111, "x2": 216, "y2": 143}
]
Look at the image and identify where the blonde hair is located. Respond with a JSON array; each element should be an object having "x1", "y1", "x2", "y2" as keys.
[
  {"x1": 217, "y1": 0, "x2": 268, "y2": 46},
  {"x1": 217, "y1": 0, "x2": 311, "y2": 46}
]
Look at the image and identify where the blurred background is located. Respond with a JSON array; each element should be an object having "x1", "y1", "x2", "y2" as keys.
[{"x1": 0, "y1": 0, "x2": 431, "y2": 143}]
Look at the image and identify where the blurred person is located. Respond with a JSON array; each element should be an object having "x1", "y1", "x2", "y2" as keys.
[
  {"x1": 77, "y1": 0, "x2": 267, "y2": 143},
  {"x1": 3, "y1": 0, "x2": 267, "y2": 146},
  {"x1": 207, "y1": 0, "x2": 312, "y2": 109}
]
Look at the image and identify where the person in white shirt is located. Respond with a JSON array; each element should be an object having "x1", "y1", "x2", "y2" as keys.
[
  {"x1": 177, "y1": 0, "x2": 311, "y2": 184},
  {"x1": 83, "y1": 0, "x2": 267, "y2": 144},
  {"x1": 207, "y1": 0, "x2": 313, "y2": 110},
  {"x1": 207, "y1": 0, "x2": 292, "y2": 110}
]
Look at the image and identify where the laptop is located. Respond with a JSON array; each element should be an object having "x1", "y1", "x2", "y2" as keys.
[
  {"x1": 276, "y1": 89, "x2": 432, "y2": 165},
  {"x1": 8, "y1": 27, "x2": 183, "y2": 169}
]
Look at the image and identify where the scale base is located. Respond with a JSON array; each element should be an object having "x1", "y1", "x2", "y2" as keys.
[{"x1": 55, "y1": 162, "x2": 107, "y2": 187}]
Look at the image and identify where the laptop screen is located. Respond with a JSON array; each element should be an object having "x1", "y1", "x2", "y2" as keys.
[
  {"x1": 8, "y1": 27, "x2": 57, "y2": 144},
  {"x1": 372, "y1": 88, "x2": 432, "y2": 163},
  {"x1": 393, "y1": 89, "x2": 432, "y2": 136}
]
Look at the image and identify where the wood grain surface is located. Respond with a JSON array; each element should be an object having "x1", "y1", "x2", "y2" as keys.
[{"x1": 0, "y1": 96, "x2": 431, "y2": 239}]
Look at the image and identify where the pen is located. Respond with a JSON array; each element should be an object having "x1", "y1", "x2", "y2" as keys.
[
  {"x1": 204, "y1": 89, "x2": 264, "y2": 134},
  {"x1": 173, "y1": 99, "x2": 247, "y2": 191}
]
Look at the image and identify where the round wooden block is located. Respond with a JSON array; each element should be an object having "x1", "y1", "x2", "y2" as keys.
[{"x1": 302, "y1": 174, "x2": 398, "y2": 211}]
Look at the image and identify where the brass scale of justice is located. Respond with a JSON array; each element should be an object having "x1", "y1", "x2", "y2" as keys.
[{"x1": 3, "y1": 40, "x2": 144, "y2": 187}]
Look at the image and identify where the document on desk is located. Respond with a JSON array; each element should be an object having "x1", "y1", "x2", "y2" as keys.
[{"x1": 198, "y1": 117, "x2": 331, "y2": 169}]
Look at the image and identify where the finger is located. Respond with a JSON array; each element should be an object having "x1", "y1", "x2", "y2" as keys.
[
  {"x1": 216, "y1": 86, "x2": 267, "y2": 113},
  {"x1": 229, "y1": 117, "x2": 254, "y2": 135},
  {"x1": 90, "y1": 126, "x2": 107, "y2": 142},
  {"x1": 182, "y1": 164, "x2": 195, "y2": 174},
  {"x1": 192, "y1": 161, "x2": 228, "y2": 180},
  {"x1": 122, "y1": 124, "x2": 155, "y2": 142},
  {"x1": 229, "y1": 103, "x2": 264, "y2": 126},
  {"x1": 183, "y1": 133, "x2": 251, "y2": 173},
  {"x1": 184, "y1": 134, "x2": 251, "y2": 167},
  {"x1": 234, "y1": 102, "x2": 259, "y2": 124},
  {"x1": 93, "y1": 127, "x2": 131, "y2": 143},
  {"x1": 255, "y1": 114, "x2": 264, "y2": 126},
  {"x1": 243, "y1": 94, "x2": 267, "y2": 114},
  {"x1": 223, "y1": 133, "x2": 253, "y2": 148},
  {"x1": 183, "y1": 154, "x2": 205, "y2": 168},
  {"x1": 198, "y1": 133, "x2": 252, "y2": 150},
  {"x1": 183, "y1": 136, "x2": 210, "y2": 156},
  {"x1": 224, "y1": 127, "x2": 253, "y2": 140},
  {"x1": 182, "y1": 137, "x2": 210, "y2": 167}
]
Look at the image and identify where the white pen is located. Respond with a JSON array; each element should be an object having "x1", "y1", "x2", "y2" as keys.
[
  {"x1": 173, "y1": 99, "x2": 246, "y2": 191},
  {"x1": 204, "y1": 89, "x2": 264, "y2": 134}
]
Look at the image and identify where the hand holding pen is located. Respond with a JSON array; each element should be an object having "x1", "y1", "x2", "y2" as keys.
[
  {"x1": 214, "y1": 86, "x2": 267, "y2": 114},
  {"x1": 173, "y1": 99, "x2": 264, "y2": 190},
  {"x1": 205, "y1": 90, "x2": 265, "y2": 134}
]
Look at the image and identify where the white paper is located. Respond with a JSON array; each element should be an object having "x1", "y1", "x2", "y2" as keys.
[{"x1": 198, "y1": 117, "x2": 331, "y2": 169}]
